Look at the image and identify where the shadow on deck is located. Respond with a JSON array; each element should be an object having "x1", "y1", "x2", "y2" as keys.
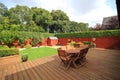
[{"x1": 0, "y1": 48, "x2": 120, "y2": 80}]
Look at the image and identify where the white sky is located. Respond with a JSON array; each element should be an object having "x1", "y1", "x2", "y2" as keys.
[{"x1": 0, "y1": 0, "x2": 117, "y2": 27}]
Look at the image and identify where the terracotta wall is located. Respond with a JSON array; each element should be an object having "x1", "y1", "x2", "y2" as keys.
[
  {"x1": 13, "y1": 38, "x2": 57, "y2": 48},
  {"x1": 58, "y1": 36, "x2": 120, "y2": 50}
]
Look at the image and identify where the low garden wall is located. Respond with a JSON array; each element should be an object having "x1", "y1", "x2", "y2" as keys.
[
  {"x1": 58, "y1": 36, "x2": 120, "y2": 50},
  {"x1": 56, "y1": 30, "x2": 120, "y2": 50}
]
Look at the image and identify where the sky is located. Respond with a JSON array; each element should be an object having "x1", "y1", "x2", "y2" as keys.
[{"x1": 0, "y1": 0, "x2": 117, "y2": 27}]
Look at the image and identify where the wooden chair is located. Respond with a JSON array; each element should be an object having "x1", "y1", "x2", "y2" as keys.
[
  {"x1": 72, "y1": 47, "x2": 90, "y2": 66},
  {"x1": 79, "y1": 47, "x2": 90, "y2": 64},
  {"x1": 57, "y1": 48, "x2": 72, "y2": 70}
]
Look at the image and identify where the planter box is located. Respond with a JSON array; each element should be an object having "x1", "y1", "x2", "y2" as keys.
[{"x1": 0, "y1": 54, "x2": 21, "y2": 66}]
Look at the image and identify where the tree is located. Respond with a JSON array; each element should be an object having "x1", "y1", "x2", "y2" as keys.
[
  {"x1": 0, "y1": 16, "x2": 10, "y2": 30},
  {"x1": 51, "y1": 10, "x2": 69, "y2": 33},
  {"x1": 31, "y1": 7, "x2": 53, "y2": 32},
  {"x1": 94, "y1": 24, "x2": 102, "y2": 30},
  {"x1": 9, "y1": 5, "x2": 34, "y2": 31},
  {"x1": 78, "y1": 22, "x2": 89, "y2": 31},
  {"x1": 69, "y1": 21, "x2": 79, "y2": 32},
  {"x1": 0, "y1": 2, "x2": 8, "y2": 16}
]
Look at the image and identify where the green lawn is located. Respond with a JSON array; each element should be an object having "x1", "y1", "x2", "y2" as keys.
[{"x1": 20, "y1": 47, "x2": 57, "y2": 61}]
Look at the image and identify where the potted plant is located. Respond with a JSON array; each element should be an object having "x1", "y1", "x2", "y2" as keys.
[
  {"x1": 21, "y1": 53, "x2": 28, "y2": 62},
  {"x1": 73, "y1": 43, "x2": 80, "y2": 48}
]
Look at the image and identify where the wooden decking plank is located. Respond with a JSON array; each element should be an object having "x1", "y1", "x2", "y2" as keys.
[
  {"x1": 0, "y1": 48, "x2": 120, "y2": 80},
  {"x1": 85, "y1": 52, "x2": 120, "y2": 80},
  {"x1": 53, "y1": 60, "x2": 91, "y2": 80},
  {"x1": 55, "y1": 58, "x2": 91, "y2": 80},
  {"x1": 5, "y1": 65, "x2": 14, "y2": 80},
  {"x1": 11, "y1": 64, "x2": 18, "y2": 80},
  {"x1": 41, "y1": 57, "x2": 71, "y2": 80},
  {"x1": 81, "y1": 67, "x2": 108, "y2": 80},
  {"x1": 0, "y1": 67, "x2": 4, "y2": 80},
  {"x1": 15, "y1": 63, "x2": 25, "y2": 80},
  {"x1": 59, "y1": 55, "x2": 99, "y2": 80},
  {"x1": 44, "y1": 58, "x2": 78, "y2": 80},
  {"x1": 29, "y1": 60, "x2": 55, "y2": 80},
  {"x1": 22, "y1": 62, "x2": 35, "y2": 80},
  {"x1": 54, "y1": 57, "x2": 92, "y2": 80},
  {"x1": 25, "y1": 61, "x2": 42, "y2": 80},
  {"x1": 35, "y1": 59, "x2": 63, "y2": 80},
  {"x1": 1, "y1": 66, "x2": 8, "y2": 80},
  {"x1": 29, "y1": 60, "x2": 53, "y2": 80}
]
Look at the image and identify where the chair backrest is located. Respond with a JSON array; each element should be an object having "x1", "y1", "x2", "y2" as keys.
[
  {"x1": 79, "y1": 47, "x2": 89, "y2": 57},
  {"x1": 57, "y1": 48, "x2": 69, "y2": 61},
  {"x1": 57, "y1": 48, "x2": 67, "y2": 57}
]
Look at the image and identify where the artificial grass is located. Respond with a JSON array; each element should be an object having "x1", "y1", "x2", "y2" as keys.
[{"x1": 20, "y1": 47, "x2": 57, "y2": 61}]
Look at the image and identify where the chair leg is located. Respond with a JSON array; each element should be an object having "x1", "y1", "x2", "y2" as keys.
[
  {"x1": 72, "y1": 60, "x2": 79, "y2": 68},
  {"x1": 66, "y1": 60, "x2": 72, "y2": 70}
]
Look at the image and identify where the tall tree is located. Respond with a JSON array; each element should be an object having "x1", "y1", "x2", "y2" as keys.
[
  {"x1": 31, "y1": 7, "x2": 52, "y2": 32},
  {"x1": 0, "y1": 2, "x2": 8, "y2": 16},
  {"x1": 8, "y1": 5, "x2": 37, "y2": 31},
  {"x1": 51, "y1": 10, "x2": 69, "y2": 33},
  {"x1": 9, "y1": 5, "x2": 32, "y2": 25},
  {"x1": 78, "y1": 22, "x2": 89, "y2": 31},
  {"x1": 69, "y1": 21, "x2": 79, "y2": 32}
]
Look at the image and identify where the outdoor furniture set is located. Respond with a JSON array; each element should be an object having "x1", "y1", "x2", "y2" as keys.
[{"x1": 57, "y1": 45, "x2": 90, "y2": 70}]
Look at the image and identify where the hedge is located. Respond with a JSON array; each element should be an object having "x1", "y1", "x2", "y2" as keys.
[
  {"x1": 0, "y1": 48, "x2": 19, "y2": 57},
  {"x1": 55, "y1": 30, "x2": 120, "y2": 38},
  {"x1": 0, "y1": 31, "x2": 55, "y2": 47}
]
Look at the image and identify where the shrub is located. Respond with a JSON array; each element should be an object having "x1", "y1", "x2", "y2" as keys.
[
  {"x1": 82, "y1": 41, "x2": 96, "y2": 48},
  {"x1": 0, "y1": 31, "x2": 55, "y2": 47},
  {"x1": 73, "y1": 43, "x2": 80, "y2": 48},
  {"x1": 21, "y1": 53, "x2": 28, "y2": 62},
  {"x1": 0, "y1": 45, "x2": 9, "y2": 49},
  {"x1": 24, "y1": 44, "x2": 32, "y2": 49},
  {"x1": 0, "y1": 48, "x2": 19, "y2": 57},
  {"x1": 55, "y1": 30, "x2": 120, "y2": 38},
  {"x1": 82, "y1": 41, "x2": 91, "y2": 45},
  {"x1": 67, "y1": 40, "x2": 76, "y2": 46}
]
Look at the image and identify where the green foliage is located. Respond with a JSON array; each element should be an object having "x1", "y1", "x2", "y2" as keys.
[
  {"x1": 55, "y1": 30, "x2": 120, "y2": 38},
  {"x1": 0, "y1": 31, "x2": 54, "y2": 47},
  {"x1": 67, "y1": 40, "x2": 76, "y2": 46},
  {"x1": 9, "y1": 5, "x2": 32, "y2": 25},
  {"x1": 31, "y1": 38, "x2": 39, "y2": 46},
  {"x1": 82, "y1": 41, "x2": 91, "y2": 45},
  {"x1": 0, "y1": 2, "x2": 8, "y2": 16},
  {"x1": 0, "y1": 45, "x2": 9, "y2": 49},
  {"x1": 73, "y1": 43, "x2": 80, "y2": 48},
  {"x1": 69, "y1": 21, "x2": 89, "y2": 32},
  {"x1": 24, "y1": 44, "x2": 32, "y2": 49},
  {"x1": 50, "y1": 10, "x2": 69, "y2": 33},
  {"x1": 31, "y1": 7, "x2": 53, "y2": 32},
  {"x1": 0, "y1": 3, "x2": 91, "y2": 33},
  {"x1": 0, "y1": 48, "x2": 19, "y2": 57},
  {"x1": 0, "y1": 30, "x2": 18, "y2": 47},
  {"x1": 82, "y1": 41, "x2": 96, "y2": 48},
  {"x1": 21, "y1": 53, "x2": 28, "y2": 62}
]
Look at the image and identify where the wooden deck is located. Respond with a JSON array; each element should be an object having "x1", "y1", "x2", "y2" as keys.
[{"x1": 0, "y1": 48, "x2": 120, "y2": 80}]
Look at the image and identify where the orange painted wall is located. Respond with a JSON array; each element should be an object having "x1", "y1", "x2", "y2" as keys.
[{"x1": 58, "y1": 36, "x2": 120, "y2": 50}]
